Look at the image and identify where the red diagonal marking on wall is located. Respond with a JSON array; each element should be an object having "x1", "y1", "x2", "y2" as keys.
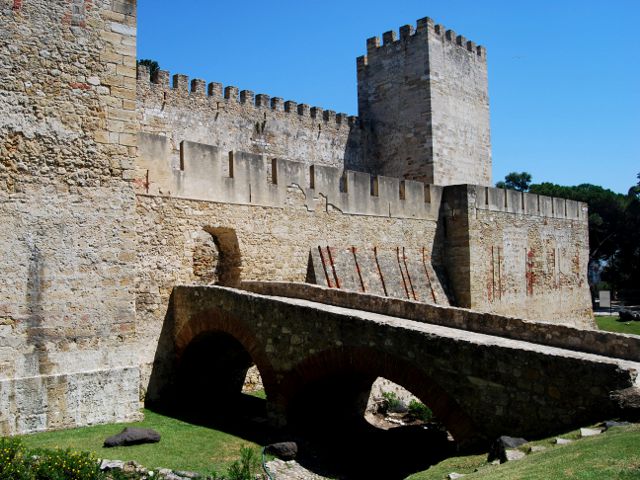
[
  {"x1": 351, "y1": 247, "x2": 366, "y2": 293},
  {"x1": 326, "y1": 247, "x2": 341, "y2": 289},
  {"x1": 317, "y1": 246, "x2": 333, "y2": 288},
  {"x1": 396, "y1": 247, "x2": 410, "y2": 299},
  {"x1": 374, "y1": 246, "x2": 388, "y2": 296},
  {"x1": 422, "y1": 247, "x2": 438, "y2": 303}
]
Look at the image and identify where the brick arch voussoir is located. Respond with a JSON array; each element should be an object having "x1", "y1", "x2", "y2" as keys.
[
  {"x1": 279, "y1": 346, "x2": 481, "y2": 443},
  {"x1": 174, "y1": 307, "x2": 277, "y2": 398}
]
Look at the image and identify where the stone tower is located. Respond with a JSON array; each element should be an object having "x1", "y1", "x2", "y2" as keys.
[{"x1": 357, "y1": 17, "x2": 492, "y2": 186}]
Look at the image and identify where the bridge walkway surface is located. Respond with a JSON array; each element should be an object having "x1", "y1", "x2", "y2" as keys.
[{"x1": 268, "y1": 294, "x2": 640, "y2": 373}]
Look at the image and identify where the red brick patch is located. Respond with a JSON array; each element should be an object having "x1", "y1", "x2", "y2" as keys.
[
  {"x1": 69, "y1": 82, "x2": 92, "y2": 90},
  {"x1": 12, "y1": 0, "x2": 23, "y2": 11}
]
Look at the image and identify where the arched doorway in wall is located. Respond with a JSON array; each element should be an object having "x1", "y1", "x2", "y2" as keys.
[{"x1": 191, "y1": 227, "x2": 242, "y2": 287}]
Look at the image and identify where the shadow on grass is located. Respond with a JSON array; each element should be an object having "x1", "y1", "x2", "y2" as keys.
[{"x1": 148, "y1": 394, "x2": 457, "y2": 480}]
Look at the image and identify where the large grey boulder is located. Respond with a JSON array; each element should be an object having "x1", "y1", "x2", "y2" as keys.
[
  {"x1": 487, "y1": 435, "x2": 528, "y2": 463},
  {"x1": 619, "y1": 309, "x2": 640, "y2": 322},
  {"x1": 104, "y1": 427, "x2": 161, "y2": 447},
  {"x1": 265, "y1": 441, "x2": 298, "y2": 460}
]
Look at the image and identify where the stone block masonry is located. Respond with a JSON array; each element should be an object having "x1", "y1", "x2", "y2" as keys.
[
  {"x1": 134, "y1": 191, "x2": 445, "y2": 400},
  {"x1": 137, "y1": 69, "x2": 363, "y2": 176},
  {"x1": 307, "y1": 246, "x2": 450, "y2": 305},
  {"x1": 357, "y1": 17, "x2": 491, "y2": 186},
  {"x1": 137, "y1": 133, "x2": 442, "y2": 220},
  {"x1": 171, "y1": 286, "x2": 640, "y2": 444},
  {"x1": 442, "y1": 185, "x2": 592, "y2": 327},
  {"x1": 0, "y1": 0, "x2": 141, "y2": 435}
]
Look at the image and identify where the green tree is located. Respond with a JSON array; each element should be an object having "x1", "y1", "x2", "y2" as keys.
[
  {"x1": 529, "y1": 182, "x2": 627, "y2": 264},
  {"x1": 137, "y1": 59, "x2": 160, "y2": 80},
  {"x1": 496, "y1": 171, "x2": 532, "y2": 192},
  {"x1": 606, "y1": 173, "x2": 640, "y2": 300}
]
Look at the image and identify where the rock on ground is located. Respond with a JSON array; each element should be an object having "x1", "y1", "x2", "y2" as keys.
[
  {"x1": 104, "y1": 427, "x2": 161, "y2": 447},
  {"x1": 528, "y1": 445, "x2": 547, "y2": 453},
  {"x1": 100, "y1": 459, "x2": 125, "y2": 471},
  {"x1": 602, "y1": 420, "x2": 631, "y2": 430},
  {"x1": 265, "y1": 441, "x2": 298, "y2": 460},
  {"x1": 503, "y1": 449, "x2": 526, "y2": 462},
  {"x1": 265, "y1": 459, "x2": 329, "y2": 480},
  {"x1": 555, "y1": 438, "x2": 574, "y2": 445},
  {"x1": 487, "y1": 435, "x2": 528, "y2": 462},
  {"x1": 619, "y1": 309, "x2": 640, "y2": 321}
]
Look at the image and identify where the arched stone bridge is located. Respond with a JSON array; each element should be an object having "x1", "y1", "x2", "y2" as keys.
[{"x1": 168, "y1": 283, "x2": 640, "y2": 446}]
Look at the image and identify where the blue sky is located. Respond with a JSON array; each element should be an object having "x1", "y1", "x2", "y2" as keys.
[{"x1": 138, "y1": 0, "x2": 639, "y2": 194}]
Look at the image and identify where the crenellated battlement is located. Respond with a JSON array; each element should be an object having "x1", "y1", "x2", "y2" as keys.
[
  {"x1": 137, "y1": 66, "x2": 358, "y2": 128},
  {"x1": 358, "y1": 16, "x2": 486, "y2": 68},
  {"x1": 138, "y1": 133, "x2": 584, "y2": 223},
  {"x1": 474, "y1": 186, "x2": 587, "y2": 221},
  {"x1": 137, "y1": 133, "x2": 441, "y2": 220}
]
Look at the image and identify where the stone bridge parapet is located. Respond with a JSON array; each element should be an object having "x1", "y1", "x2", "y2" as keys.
[{"x1": 242, "y1": 281, "x2": 640, "y2": 362}]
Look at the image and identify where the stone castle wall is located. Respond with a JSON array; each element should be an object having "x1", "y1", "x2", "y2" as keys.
[
  {"x1": 442, "y1": 185, "x2": 593, "y2": 327},
  {"x1": 136, "y1": 69, "x2": 363, "y2": 176},
  {"x1": 357, "y1": 18, "x2": 491, "y2": 186},
  {"x1": 0, "y1": 0, "x2": 141, "y2": 435},
  {"x1": 135, "y1": 192, "x2": 445, "y2": 400}
]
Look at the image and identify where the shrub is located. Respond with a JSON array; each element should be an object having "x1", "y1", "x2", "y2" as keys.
[
  {"x1": 380, "y1": 391, "x2": 407, "y2": 414},
  {"x1": 0, "y1": 438, "x2": 106, "y2": 480},
  {"x1": 225, "y1": 446, "x2": 260, "y2": 480},
  {"x1": 31, "y1": 448, "x2": 103, "y2": 480},
  {"x1": 0, "y1": 437, "x2": 31, "y2": 480},
  {"x1": 408, "y1": 399, "x2": 433, "y2": 423}
]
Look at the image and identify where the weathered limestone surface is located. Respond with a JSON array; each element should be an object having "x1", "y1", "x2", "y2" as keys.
[
  {"x1": 357, "y1": 18, "x2": 491, "y2": 186},
  {"x1": 307, "y1": 246, "x2": 450, "y2": 305},
  {"x1": 136, "y1": 133, "x2": 442, "y2": 220},
  {"x1": 442, "y1": 185, "x2": 593, "y2": 327},
  {"x1": 242, "y1": 282, "x2": 638, "y2": 362},
  {"x1": 137, "y1": 73, "x2": 363, "y2": 173},
  {"x1": 1, "y1": 3, "x2": 598, "y2": 438},
  {"x1": 0, "y1": 0, "x2": 141, "y2": 435},
  {"x1": 134, "y1": 193, "x2": 444, "y2": 398}
]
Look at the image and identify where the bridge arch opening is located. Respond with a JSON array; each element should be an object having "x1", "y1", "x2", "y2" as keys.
[
  {"x1": 176, "y1": 330, "x2": 254, "y2": 409},
  {"x1": 281, "y1": 347, "x2": 478, "y2": 477},
  {"x1": 168, "y1": 306, "x2": 279, "y2": 445}
]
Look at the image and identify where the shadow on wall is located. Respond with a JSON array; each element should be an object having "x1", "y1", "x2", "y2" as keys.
[
  {"x1": 147, "y1": 227, "x2": 242, "y2": 403},
  {"x1": 343, "y1": 120, "x2": 366, "y2": 173},
  {"x1": 276, "y1": 346, "x2": 470, "y2": 479},
  {"x1": 203, "y1": 227, "x2": 242, "y2": 288},
  {"x1": 145, "y1": 290, "x2": 177, "y2": 404}
]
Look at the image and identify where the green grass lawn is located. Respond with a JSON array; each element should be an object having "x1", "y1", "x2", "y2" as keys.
[
  {"x1": 13, "y1": 404, "x2": 640, "y2": 479},
  {"x1": 596, "y1": 315, "x2": 640, "y2": 335},
  {"x1": 18, "y1": 408, "x2": 260, "y2": 476},
  {"x1": 407, "y1": 424, "x2": 640, "y2": 480}
]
